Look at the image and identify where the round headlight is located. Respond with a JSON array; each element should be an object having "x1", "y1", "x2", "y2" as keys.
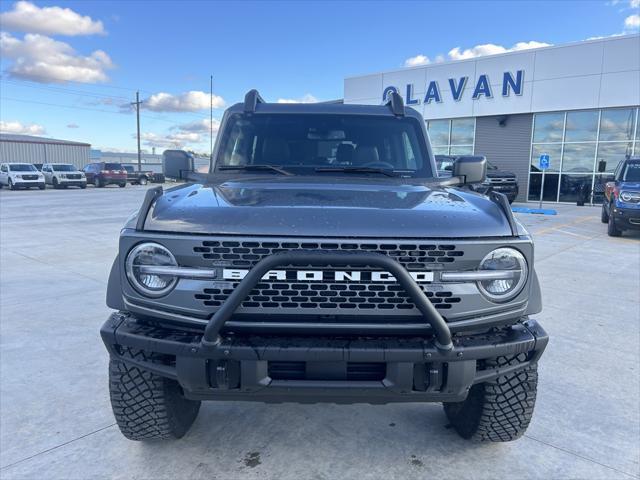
[
  {"x1": 620, "y1": 191, "x2": 637, "y2": 202},
  {"x1": 477, "y1": 248, "x2": 528, "y2": 302},
  {"x1": 126, "y1": 243, "x2": 178, "y2": 297}
]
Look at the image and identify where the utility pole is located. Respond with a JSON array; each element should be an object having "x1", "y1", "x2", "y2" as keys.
[
  {"x1": 131, "y1": 91, "x2": 143, "y2": 171},
  {"x1": 210, "y1": 75, "x2": 214, "y2": 161}
]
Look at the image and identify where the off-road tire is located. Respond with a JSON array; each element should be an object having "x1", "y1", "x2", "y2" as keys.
[
  {"x1": 607, "y1": 215, "x2": 622, "y2": 237},
  {"x1": 139, "y1": 176, "x2": 148, "y2": 186},
  {"x1": 601, "y1": 203, "x2": 609, "y2": 223},
  {"x1": 443, "y1": 353, "x2": 538, "y2": 442},
  {"x1": 53, "y1": 178, "x2": 60, "y2": 189},
  {"x1": 96, "y1": 178, "x2": 103, "y2": 188},
  {"x1": 109, "y1": 349, "x2": 201, "y2": 440},
  {"x1": 8, "y1": 179, "x2": 17, "y2": 190}
]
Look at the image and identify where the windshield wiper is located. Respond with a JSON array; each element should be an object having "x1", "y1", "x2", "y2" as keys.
[
  {"x1": 315, "y1": 166, "x2": 400, "y2": 177},
  {"x1": 218, "y1": 165, "x2": 293, "y2": 176}
]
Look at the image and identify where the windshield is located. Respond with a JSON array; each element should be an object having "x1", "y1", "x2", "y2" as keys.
[
  {"x1": 215, "y1": 113, "x2": 433, "y2": 177},
  {"x1": 9, "y1": 164, "x2": 37, "y2": 172},
  {"x1": 52, "y1": 164, "x2": 76, "y2": 172},
  {"x1": 104, "y1": 163, "x2": 123, "y2": 170},
  {"x1": 622, "y1": 161, "x2": 640, "y2": 182}
]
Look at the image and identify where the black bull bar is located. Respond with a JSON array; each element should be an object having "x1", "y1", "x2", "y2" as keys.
[{"x1": 201, "y1": 251, "x2": 454, "y2": 352}]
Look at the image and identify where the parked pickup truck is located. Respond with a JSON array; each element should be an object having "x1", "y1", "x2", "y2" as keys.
[
  {"x1": 124, "y1": 166, "x2": 165, "y2": 185},
  {"x1": 101, "y1": 90, "x2": 547, "y2": 443},
  {"x1": 436, "y1": 155, "x2": 519, "y2": 203}
]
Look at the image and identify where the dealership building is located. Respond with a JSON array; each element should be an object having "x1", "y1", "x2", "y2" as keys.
[{"x1": 344, "y1": 34, "x2": 640, "y2": 203}]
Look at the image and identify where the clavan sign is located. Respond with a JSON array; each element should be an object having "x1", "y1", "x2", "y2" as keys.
[{"x1": 382, "y1": 70, "x2": 525, "y2": 106}]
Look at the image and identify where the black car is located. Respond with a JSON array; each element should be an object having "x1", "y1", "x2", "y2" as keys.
[
  {"x1": 101, "y1": 91, "x2": 547, "y2": 443},
  {"x1": 436, "y1": 155, "x2": 519, "y2": 203}
]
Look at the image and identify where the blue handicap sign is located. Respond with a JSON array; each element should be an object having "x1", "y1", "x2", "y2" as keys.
[{"x1": 539, "y1": 154, "x2": 550, "y2": 171}]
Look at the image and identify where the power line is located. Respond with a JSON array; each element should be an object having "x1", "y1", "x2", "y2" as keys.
[
  {"x1": 0, "y1": 96, "x2": 209, "y2": 125},
  {"x1": 2, "y1": 78, "x2": 222, "y2": 121}
]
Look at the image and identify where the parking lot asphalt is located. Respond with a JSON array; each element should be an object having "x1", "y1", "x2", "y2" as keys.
[{"x1": 1, "y1": 185, "x2": 639, "y2": 480}]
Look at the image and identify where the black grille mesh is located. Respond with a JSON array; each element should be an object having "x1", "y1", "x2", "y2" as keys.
[
  {"x1": 193, "y1": 240, "x2": 463, "y2": 270},
  {"x1": 195, "y1": 281, "x2": 461, "y2": 311}
]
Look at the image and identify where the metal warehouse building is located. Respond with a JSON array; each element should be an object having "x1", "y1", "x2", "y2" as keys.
[
  {"x1": 0, "y1": 134, "x2": 91, "y2": 169},
  {"x1": 344, "y1": 34, "x2": 640, "y2": 203}
]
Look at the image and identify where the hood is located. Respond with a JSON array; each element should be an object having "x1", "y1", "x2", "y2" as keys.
[
  {"x1": 619, "y1": 181, "x2": 640, "y2": 190},
  {"x1": 142, "y1": 176, "x2": 514, "y2": 238}
]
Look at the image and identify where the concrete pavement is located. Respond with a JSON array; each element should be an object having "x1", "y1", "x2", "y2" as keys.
[{"x1": 1, "y1": 186, "x2": 638, "y2": 479}]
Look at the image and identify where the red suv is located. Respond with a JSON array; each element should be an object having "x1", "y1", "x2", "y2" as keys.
[{"x1": 83, "y1": 162, "x2": 127, "y2": 188}]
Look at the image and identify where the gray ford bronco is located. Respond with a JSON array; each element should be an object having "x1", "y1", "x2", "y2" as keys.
[{"x1": 101, "y1": 90, "x2": 548, "y2": 442}]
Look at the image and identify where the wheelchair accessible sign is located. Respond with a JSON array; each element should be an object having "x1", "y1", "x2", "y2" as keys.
[
  {"x1": 538, "y1": 154, "x2": 550, "y2": 208},
  {"x1": 539, "y1": 154, "x2": 550, "y2": 170}
]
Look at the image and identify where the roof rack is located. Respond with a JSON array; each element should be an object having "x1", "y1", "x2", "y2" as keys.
[
  {"x1": 244, "y1": 89, "x2": 265, "y2": 113},
  {"x1": 385, "y1": 91, "x2": 405, "y2": 117}
]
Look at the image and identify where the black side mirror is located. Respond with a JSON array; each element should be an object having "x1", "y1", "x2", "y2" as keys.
[
  {"x1": 453, "y1": 156, "x2": 487, "y2": 184},
  {"x1": 597, "y1": 160, "x2": 607, "y2": 173}
]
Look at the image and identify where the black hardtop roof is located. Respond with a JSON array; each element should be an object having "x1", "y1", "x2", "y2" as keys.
[{"x1": 226, "y1": 99, "x2": 423, "y2": 119}]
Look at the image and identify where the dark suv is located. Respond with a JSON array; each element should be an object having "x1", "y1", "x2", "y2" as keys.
[
  {"x1": 101, "y1": 91, "x2": 547, "y2": 443},
  {"x1": 83, "y1": 162, "x2": 127, "y2": 188},
  {"x1": 601, "y1": 157, "x2": 640, "y2": 236}
]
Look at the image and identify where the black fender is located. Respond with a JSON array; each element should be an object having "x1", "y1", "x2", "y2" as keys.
[
  {"x1": 106, "y1": 254, "x2": 126, "y2": 310},
  {"x1": 525, "y1": 268, "x2": 542, "y2": 315}
]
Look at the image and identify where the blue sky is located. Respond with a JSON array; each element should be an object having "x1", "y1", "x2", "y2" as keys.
[{"x1": 1, "y1": 0, "x2": 639, "y2": 153}]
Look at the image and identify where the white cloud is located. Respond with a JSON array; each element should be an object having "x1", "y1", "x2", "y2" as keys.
[
  {"x1": 276, "y1": 93, "x2": 318, "y2": 104},
  {"x1": 404, "y1": 54, "x2": 430, "y2": 67},
  {"x1": 174, "y1": 118, "x2": 221, "y2": 134},
  {"x1": 0, "y1": 1, "x2": 105, "y2": 36},
  {"x1": 624, "y1": 14, "x2": 640, "y2": 29},
  {"x1": 404, "y1": 41, "x2": 551, "y2": 68},
  {"x1": 144, "y1": 91, "x2": 225, "y2": 112},
  {"x1": 630, "y1": 0, "x2": 639, "y2": 8},
  {"x1": 0, "y1": 120, "x2": 46, "y2": 135},
  {"x1": 139, "y1": 131, "x2": 203, "y2": 149},
  {"x1": 448, "y1": 41, "x2": 552, "y2": 60},
  {"x1": 0, "y1": 32, "x2": 114, "y2": 83},
  {"x1": 67, "y1": 123, "x2": 79, "y2": 128}
]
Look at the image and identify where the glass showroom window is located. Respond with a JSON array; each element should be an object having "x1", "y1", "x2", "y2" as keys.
[
  {"x1": 427, "y1": 118, "x2": 475, "y2": 156},
  {"x1": 529, "y1": 107, "x2": 639, "y2": 203}
]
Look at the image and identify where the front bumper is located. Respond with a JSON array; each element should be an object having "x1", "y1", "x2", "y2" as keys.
[
  {"x1": 612, "y1": 204, "x2": 640, "y2": 230},
  {"x1": 101, "y1": 312, "x2": 548, "y2": 403},
  {"x1": 59, "y1": 180, "x2": 87, "y2": 187},
  {"x1": 12, "y1": 180, "x2": 44, "y2": 188}
]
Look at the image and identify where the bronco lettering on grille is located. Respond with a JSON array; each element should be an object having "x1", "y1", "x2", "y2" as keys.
[{"x1": 222, "y1": 269, "x2": 433, "y2": 283}]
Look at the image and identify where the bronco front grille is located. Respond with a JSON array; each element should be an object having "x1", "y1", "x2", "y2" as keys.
[
  {"x1": 195, "y1": 282, "x2": 461, "y2": 311},
  {"x1": 193, "y1": 240, "x2": 464, "y2": 270}
]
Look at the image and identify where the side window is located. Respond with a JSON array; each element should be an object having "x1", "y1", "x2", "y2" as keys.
[
  {"x1": 614, "y1": 161, "x2": 623, "y2": 181},
  {"x1": 402, "y1": 132, "x2": 417, "y2": 170},
  {"x1": 1, "y1": 165, "x2": 6, "y2": 172}
]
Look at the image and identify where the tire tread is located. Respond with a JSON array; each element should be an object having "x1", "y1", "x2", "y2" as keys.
[
  {"x1": 444, "y1": 353, "x2": 538, "y2": 442},
  {"x1": 109, "y1": 348, "x2": 200, "y2": 440}
]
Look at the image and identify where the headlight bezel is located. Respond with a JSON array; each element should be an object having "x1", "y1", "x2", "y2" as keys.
[
  {"x1": 125, "y1": 242, "x2": 179, "y2": 298},
  {"x1": 476, "y1": 247, "x2": 528, "y2": 303},
  {"x1": 620, "y1": 190, "x2": 640, "y2": 203}
]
